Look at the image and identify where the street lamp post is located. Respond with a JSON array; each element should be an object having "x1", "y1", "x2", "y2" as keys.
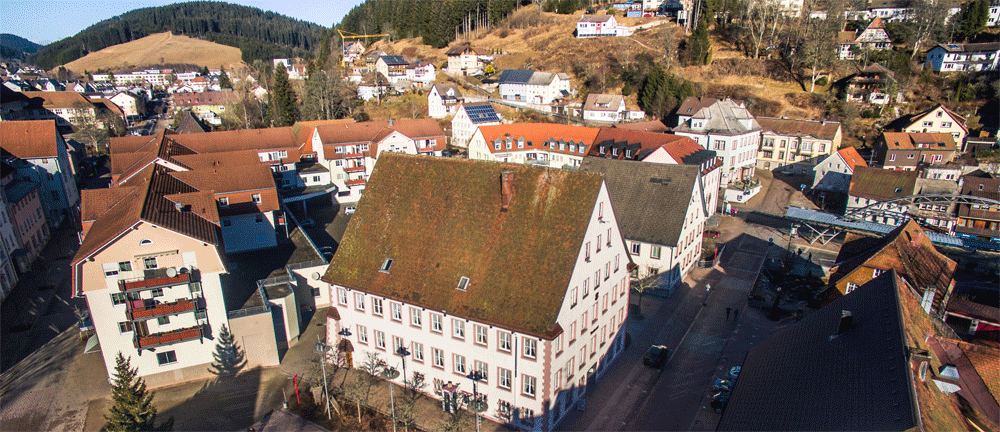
[
  {"x1": 314, "y1": 335, "x2": 333, "y2": 420},
  {"x1": 395, "y1": 346, "x2": 411, "y2": 389},
  {"x1": 380, "y1": 365, "x2": 400, "y2": 432},
  {"x1": 466, "y1": 370, "x2": 488, "y2": 432}
]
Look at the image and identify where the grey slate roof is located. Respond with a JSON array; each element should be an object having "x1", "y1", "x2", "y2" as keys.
[
  {"x1": 717, "y1": 271, "x2": 919, "y2": 431},
  {"x1": 673, "y1": 97, "x2": 761, "y2": 135},
  {"x1": 579, "y1": 158, "x2": 699, "y2": 247},
  {"x1": 497, "y1": 69, "x2": 567, "y2": 86}
]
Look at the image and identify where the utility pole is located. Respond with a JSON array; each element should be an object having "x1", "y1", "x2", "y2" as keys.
[
  {"x1": 314, "y1": 335, "x2": 333, "y2": 420},
  {"x1": 466, "y1": 370, "x2": 488, "y2": 432},
  {"x1": 380, "y1": 365, "x2": 400, "y2": 432}
]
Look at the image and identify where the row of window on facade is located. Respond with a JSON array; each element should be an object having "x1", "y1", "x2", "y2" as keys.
[
  {"x1": 217, "y1": 194, "x2": 262, "y2": 207},
  {"x1": 761, "y1": 139, "x2": 827, "y2": 153}
]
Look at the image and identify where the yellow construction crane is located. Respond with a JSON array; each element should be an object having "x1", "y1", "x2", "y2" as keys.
[{"x1": 337, "y1": 29, "x2": 389, "y2": 67}]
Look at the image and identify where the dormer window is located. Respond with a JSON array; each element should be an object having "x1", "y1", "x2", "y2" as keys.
[
  {"x1": 600, "y1": 146, "x2": 606, "y2": 154},
  {"x1": 219, "y1": 197, "x2": 229, "y2": 207},
  {"x1": 252, "y1": 193, "x2": 262, "y2": 204},
  {"x1": 380, "y1": 258, "x2": 394, "y2": 273},
  {"x1": 457, "y1": 276, "x2": 470, "y2": 291}
]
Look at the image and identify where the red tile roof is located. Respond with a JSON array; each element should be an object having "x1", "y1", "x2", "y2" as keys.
[
  {"x1": 477, "y1": 123, "x2": 600, "y2": 155},
  {"x1": 882, "y1": 132, "x2": 957, "y2": 151},
  {"x1": 612, "y1": 120, "x2": 669, "y2": 133},
  {"x1": 0, "y1": 120, "x2": 60, "y2": 158},
  {"x1": 171, "y1": 90, "x2": 240, "y2": 107},
  {"x1": 21, "y1": 91, "x2": 94, "y2": 109},
  {"x1": 837, "y1": 146, "x2": 867, "y2": 171},
  {"x1": 757, "y1": 117, "x2": 841, "y2": 140}
]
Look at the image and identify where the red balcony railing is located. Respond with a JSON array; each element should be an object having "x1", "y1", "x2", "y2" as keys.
[
  {"x1": 134, "y1": 325, "x2": 203, "y2": 349},
  {"x1": 344, "y1": 166, "x2": 366, "y2": 173},
  {"x1": 119, "y1": 273, "x2": 190, "y2": 292},
  {"x1": 346, "y1": 152, "x2": 365, "y2": 159},
  {"x1": 347, "y1": 178, "x2": 367, "y2": 186},
  {"x1": 127, "y1": 299, "x2": 196, "y2": 321}
]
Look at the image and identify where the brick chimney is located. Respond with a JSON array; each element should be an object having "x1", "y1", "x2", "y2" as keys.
[{"x1": 501, "y1": 170, "x2": 513, "y2": 211}]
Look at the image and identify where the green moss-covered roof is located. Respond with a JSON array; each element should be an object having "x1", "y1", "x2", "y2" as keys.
[{"x1": 322, "y1": 153, "x2": 603, "y2": 338}]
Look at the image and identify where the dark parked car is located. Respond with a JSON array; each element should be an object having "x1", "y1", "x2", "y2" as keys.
[
  {"x1": 710, "y1": 390, "x2": 731, "y2": 413},
  {"x1": 714, "y1": 379, "x2": 734, "y2": 391},
  {"x1": 643, "y1": 345, "x2": 669, "y2": 368}
]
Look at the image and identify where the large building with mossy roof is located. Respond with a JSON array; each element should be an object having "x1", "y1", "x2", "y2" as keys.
[{"x1": 323, "y1": 153, "x2": 634, "y2": 430}]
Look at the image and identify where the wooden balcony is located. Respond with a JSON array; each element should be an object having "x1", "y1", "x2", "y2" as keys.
[
  {"x1": 127, "y1": 298, "x2": 197, "y2": 321},
  {"x1": 134, "y1": 325, "x2": 204, "y2": 349},
  {"x1": 344, "y1": 166, "x2": 366, "y2": 173}
]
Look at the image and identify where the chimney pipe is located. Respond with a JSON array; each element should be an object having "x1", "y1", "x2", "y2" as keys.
[
  {"x1": 501, "y1": 171, "x2": 513, "y2": 211},
  {"x1": 836, "y1": 310, "x2": 853, "y2": 335}
]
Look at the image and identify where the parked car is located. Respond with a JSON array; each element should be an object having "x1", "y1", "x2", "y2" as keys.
[
  {"x1": 710, "y1": 390, "x2": 731, "y2": 413},
  {"x1": 713, "y1": 379, "x2": 733, "y2": 391},
  {"x1": 703, "y1": 229, "x2": 721, "y2": 238},
  {"x1": 299, "y1": 218, "x2": 315, "y2": 228},
  {"x1": 643, "y1": 345, "x2": 669, "y2": 368},
  {"x1": 344, "y1": 206, "x2": 356, "y2": 215},
  {"x1": 729, "y1": 366, "x2": 741, "y2": 379}
]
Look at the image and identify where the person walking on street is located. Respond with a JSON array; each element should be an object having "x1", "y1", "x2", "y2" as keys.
[
  {"x1": 734, "y1": 308, "x2": 740, "y2": 322},
  {"x1": 725, "y1": 307, "x2": 731, "y2": 320}
]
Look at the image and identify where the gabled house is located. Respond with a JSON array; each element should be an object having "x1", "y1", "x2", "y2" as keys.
[
  {"x1": 885, "y1": 104, "x2": 969, "y2": 145},
  {"x1": 925, "y1": 42, "x2": 1000, "y2": 73},
  {"x1": 374, "y1": 55, "x2": 410, "y2": 83},
  {"x1": 405, "y1": 61, "x2": 436, "y2": 86},
  {"x1": 813, "y1": 146, "x2": 867, "y2": 194},
  {"x1": 445, "y1": 44, "x2": 494, "y2": 76},
  {"x1": 497, "y1": 70, "x2": 572, "y2": 105},
  {"x1": 109, "y1": 91, "x2": 146, "y2": 121},
  {"x1": 580, "y1": 158, "x2": 709, "y2": 291},
  {"x1": 756, "y1": 117, "x2": 842, "y2": 174},
  {"x1": 875, "y1": 132, "x2": 958, "y2": 170},
  {"x1": 718, "y1": 271, "x2": 987, "y2": 432},
  {"x1": 576, "y1": 15, "x2": 632, "y2": 38},
  {"x1": 342, "y1": 41, "x2": 366, "y2": 65},
  {"x1": 0, "y1": 120, "x2": 81, "y2": 227},
  {"x1": 451, "y1": 102, "x2": 502, "y2": 148},
  {"x1": 846, "y1": 166, "x2": 918, "y2": 222},
  {"x1": 672, "y1": 97, "x2": 761, "y2": 185},
  {"x1": 588, "y1": 127, "x2": 724, "y2": 214},
  {"x1": 468, "y1": 123, "x2": 599, "y2": 168},
  {"x1": 427, "y1": 83, "x2": 463, "y2": 119},
  {"x1": 310, "y1": 119, "x2": 447, "y2": 202},
  {"x1": 273, "y1": 59, "x2": 308, "y2": 80},
  {"x1": 836, "y1": 17, "x2": 892, "y2": 60},
  {"x1": 170, "y1": 91, "x2": 240, "y2": 126},
  {"x1": 324, "y1": 153, "x2": 632, "y2": 430},
  {"x1": 869, "y1": 0, "x2": 914, "y2": 21},
  {"x1": 824, "y1": 221, "x2": 956, "y2": 316},
  {"x1": 838, "y1": 63, "x2": 896, "y2": 105},
  {"x1": 582, "y1": 94, "x2": 644, "y2": 123}
]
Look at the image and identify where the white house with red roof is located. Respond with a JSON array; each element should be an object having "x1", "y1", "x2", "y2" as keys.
[
  {"x1": 576, "y1": 15, "x2": 632, "y2": 38},
  {"x1": 309, "y1": 119, "x2": 447, "y2": 202},
  {"x1": 813, "y1": 146, "x2": 868, "y2": 194},
  {"x1": 0, "y1": 120, "x2": 80, "y2": 227},
  {"x1": 467, "y1": 123, "x2": 600, "y2": 168},
  {"x1": 324, "y1": 154, "x2": 632, "y2": 431}
]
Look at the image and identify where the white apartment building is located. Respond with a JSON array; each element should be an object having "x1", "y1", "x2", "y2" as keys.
[
  {"x1": 93, "y1": 70, "x2": 173, "y2": 87},
  {"x1": 309, "y1": 119, "x2": 447, "y2": 202},
  {"x1": 467, "y1": 123, "x2": 600, "y2": 168},
  {"x1": 451, "y1": 103, "x2": 502, "y2": 148},
  {"x1": 580, "y1": 159, "x2": 710, "y2": 293},
  {"x1": 428, "y1": 83, "x2": 463, "y2": 119},
  {"x1": 582, "y1": 94, "x2": 644, "y2": 123},
  {"x1": 324, "y1": 153, "x2": 632, "y2": 431},
  {"x1": 673, "y1": 97, "x2": 761, "y2": 185},
  {"x1": 0, "y1": 187, "x2": 19, "y2": 300},
  {"x1": 18, "y1": 91, "x2": 99, "y2": 129},
  {"x1": 925, "y1": 43, "x2": 1000, "y2": 72},
  {"x1": 405, "y1": 62, "x2": 436, "y2": 85},
  {"x1": 497, "y1": 70, "x2": 572, "y2": 105},
  {"x1": 0, "y1": 120, "x2": 80, "y2": 228},
  {"x1": 73, "y1": 165, "x2": 231, "y2": 387},
  {"x1": 756, "y1": 117, "x2": 843, "y2": 174}
]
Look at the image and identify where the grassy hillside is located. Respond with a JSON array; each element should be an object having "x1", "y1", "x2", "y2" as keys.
[
  {"x1": 34, "y1": 1, "x2": 325, "y2": 70},
  {"x1": 62, "y1": 32, "x2": 244, "y2": 73},
  {"x1": 371, "y1": 6, "x2": 829, "y2": 121}
]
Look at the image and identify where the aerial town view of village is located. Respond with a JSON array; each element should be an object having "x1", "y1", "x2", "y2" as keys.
[{"x1": 0, "y1": 0, "x2": 998, "y2": 430}]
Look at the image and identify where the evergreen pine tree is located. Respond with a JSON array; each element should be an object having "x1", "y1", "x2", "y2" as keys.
[
  {"x1": 104, "y1": 352, "x2": 170, "y2": 432},
  {"x1": 270, "y1": 63, "x2": 299, "y2": 127},
  {"x1": 201, "y1": 65, "x2": 210, "y2": 76},
  {"x1": 208, "y1": 325, "x2": 247, "y2": 376},
  {"x1": 218, "y1": 67, "x2": 232, "y2": 89}
]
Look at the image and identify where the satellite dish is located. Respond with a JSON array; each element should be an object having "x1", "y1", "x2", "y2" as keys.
[
  {"x1": 166, "y1": 267, "x2": 177, "y2": 277},
  {"x1": 312, "y1": 272, "x2": 321, "y2": 280},
  {"x1": 179, "y1": 267, "x2": 189, "y2": 274}
]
